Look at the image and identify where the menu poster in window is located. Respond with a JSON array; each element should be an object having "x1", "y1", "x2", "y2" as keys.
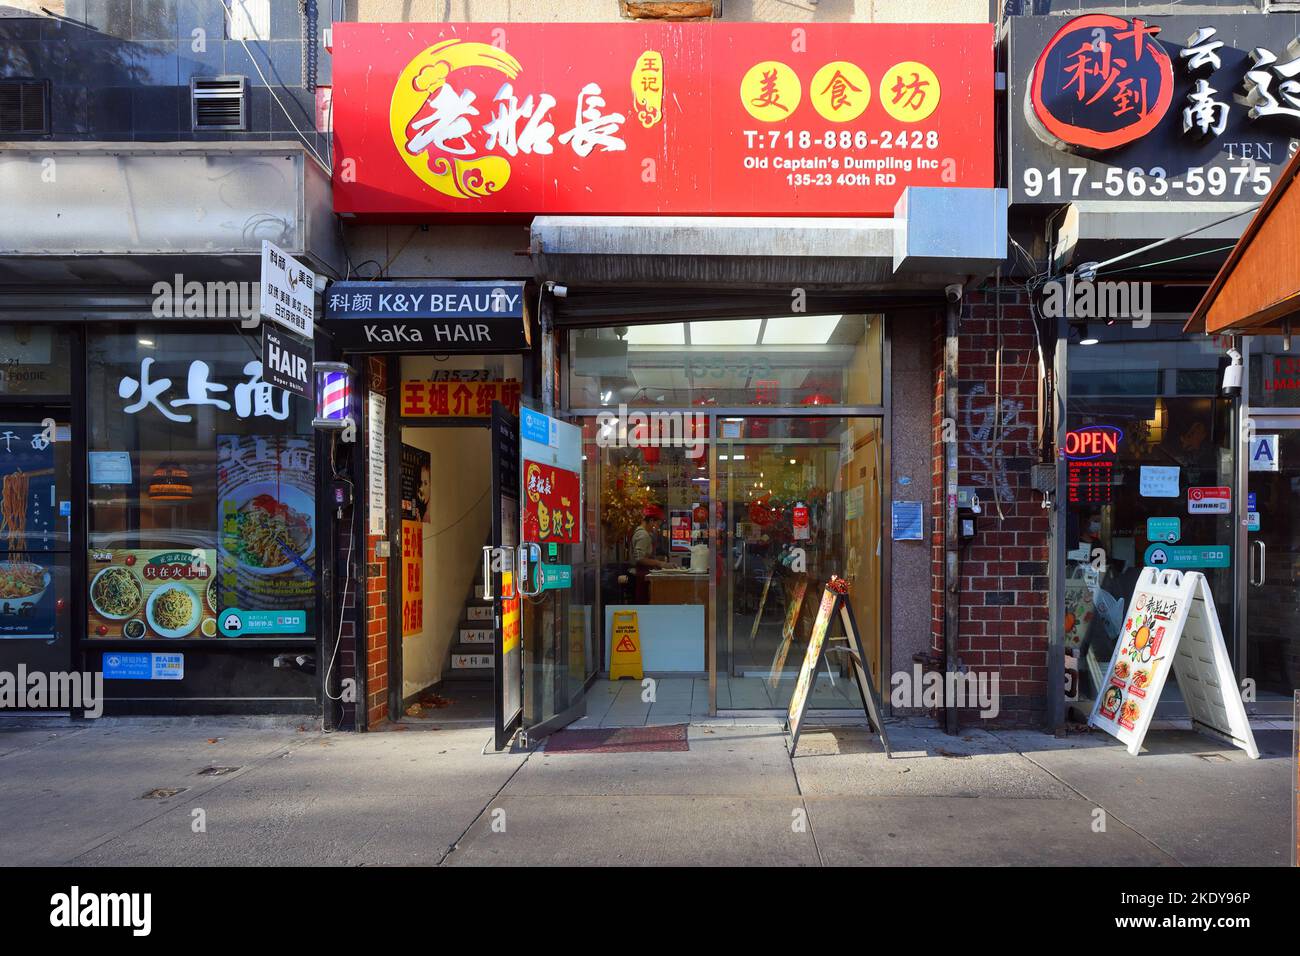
[
  {"x1": 0, "y1": 424, "x2": 59, "y2": 640},
  {"x1": 0, "y1": 556, "x2": 58, "y2": 640},
  {"x1": 669, "y1": 510, "x2": 692, "y2": 553},
  {"x1": 0, "y1": 423, "x2": 56, "y2": 550},
  {"x1": 521, "y1": 459, "x2": 581, "y2": 545},
  {"x1": 87, "y1": 549, "x2": 217, "y2": 639},
  {"x1": 216, "y1": 435, "x2": 315, "y2": 635},
  {"x1": 400, "y1": 444, "x2": 431, "y2": 524}
]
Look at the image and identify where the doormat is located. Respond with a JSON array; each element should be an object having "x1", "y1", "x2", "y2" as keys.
[{"x1": 543, "y1": 724, "x2": 690, "y2": 754}]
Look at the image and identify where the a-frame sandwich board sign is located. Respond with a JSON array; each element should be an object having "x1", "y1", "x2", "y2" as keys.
[
  {"x1": 1089, "y1": 567, "x2": 1258, "y2": 759},
  {"x1": 787, "y1": 582, "x2": 890, "y2": 756}
]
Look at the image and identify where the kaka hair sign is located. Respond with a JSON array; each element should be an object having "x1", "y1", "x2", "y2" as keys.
[{"x1": 323, "y1": 280, "x2": 529, "y2": 353}]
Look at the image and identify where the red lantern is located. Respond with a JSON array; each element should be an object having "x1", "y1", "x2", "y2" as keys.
[{"x1": 800, "y1": 392, "x2": 835, "y2": 439}]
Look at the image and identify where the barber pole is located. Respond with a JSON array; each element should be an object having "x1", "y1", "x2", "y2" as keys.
[{"x1": 312, "y1": 362, "x2": 354, "y2": 429}]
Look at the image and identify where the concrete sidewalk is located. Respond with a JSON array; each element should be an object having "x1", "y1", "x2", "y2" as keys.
[{"x1": 0, "y1": 716, "x2": 1291, "y2": 866}]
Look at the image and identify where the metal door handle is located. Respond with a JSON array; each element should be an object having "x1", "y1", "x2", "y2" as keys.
[
  {"x1": 481, "y1": 545, "x2": 517, "y2": 600},
  {"x1": 1250, "y1": 539, "x2": 1266, "y2": 587},
  {"x1": 481, "y1": 546, "x2": 495, "y2": 600},
  {"x1": 517, "y1": 543, "x2": 543, "y2": 596}
]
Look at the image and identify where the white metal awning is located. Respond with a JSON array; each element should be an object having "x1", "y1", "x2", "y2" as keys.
[
  {"x1": 0, "y1": 141, "x2": 344, "y2": 285},
  {"x1": 529, "y1": 187, "x2": 1008, "y2": 289}
]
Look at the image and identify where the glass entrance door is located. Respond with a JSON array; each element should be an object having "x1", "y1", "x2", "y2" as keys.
[
  {"x1": 1245, "y1": 424, "x2": 1300, "y2": 704},
  {"x1": 717, "y1": 415, "x2": 883, "y2": 709},
  {"x1": 518, "y1": 403, "x2": 586, "y2": 738}
]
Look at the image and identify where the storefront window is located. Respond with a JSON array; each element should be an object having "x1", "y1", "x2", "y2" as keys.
[
  {"x1": 584, "y1": 411, "x2": 883, "y2": 709},
  {"x1": 86, "y1": 327, "x2": 316, "y2": 641},
  {"x1": 1248, "y1": 336, "x2": 1300, "y2": 408},
  {"x1": 0, "y1": 416, "x2": 73, "y2": 670},
  {"x1": 568, "y1": 314, "x2": 883, "y2": 408},
  {"x1": 595, "y1": 440, "x2": 711, "y2": 675},
  {"x1": 0, "y1": 326, "x2": 73, "y2": 395},
  {"x1": 1065, "y1": 330, "x2": 1234, "y2": 710}
]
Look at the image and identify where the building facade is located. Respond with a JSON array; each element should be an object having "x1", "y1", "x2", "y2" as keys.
[{"x1": 1, "y1": 0, "x2": 1294, "y2": 737}]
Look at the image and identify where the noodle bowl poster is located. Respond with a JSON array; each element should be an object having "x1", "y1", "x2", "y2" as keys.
[
  {"x1": 216, "y1": 435, "x2": 315, "y2": 634},
  {"x1": 0, "y1": 423, "x2": 58, "y2": 639},
  {"x1": 87, "y1": 549, "x2": 217, "y2": 639},
  {"x1": 0, "y1": 422, "x2": 56, "y2": 549}
]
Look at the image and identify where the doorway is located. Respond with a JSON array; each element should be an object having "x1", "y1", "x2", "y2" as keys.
[
  {"x1": 717, "y1": 416, "x2": 883, "y2": 709},
  {"x1": 394, "y1": 423, "x2": 495, "y2": 724},
  {"x1": 380, "y1": 352, "x2": 524, "y2": 729},
  {"x1": 1244, "y1": 420, "x2": 1300, "y2": 706}
]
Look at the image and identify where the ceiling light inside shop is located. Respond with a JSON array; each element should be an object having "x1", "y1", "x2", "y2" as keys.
[
  {"x1": 1080, "y1": 336, "x2": 1099, "y2": 346},
  {"x1": 689, "y1": 319, "x2": 763, "y2": 345},
  {"x1": 624, "y1": 323, "x2": 686, "y2": 345},
  {"x1": 761, "y1": 315, "x2": 843, "y2": 344}
]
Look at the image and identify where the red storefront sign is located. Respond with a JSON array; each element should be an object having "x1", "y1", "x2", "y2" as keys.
[
  {"x1": 522, "y1": 459, "x2": 581, "y2": 544},
  {"x1": 399, "y1": 379, "x2": 521, "y2": 418},
  {"x1": 331, "y1": 22, "x2": 994, "y2": 218}
]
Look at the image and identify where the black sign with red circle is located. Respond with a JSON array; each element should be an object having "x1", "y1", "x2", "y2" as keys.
[{"x1": 1029, "y1": 14, "x2": 1174, "y2": 152}]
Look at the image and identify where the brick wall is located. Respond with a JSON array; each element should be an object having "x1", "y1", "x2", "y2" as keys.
[
  {"x1": 365, "y1": 356, "x2": 390, "y2": 727},
  {"x1": 933, "y1": 290, "x2": 1050, "y2": 727}
]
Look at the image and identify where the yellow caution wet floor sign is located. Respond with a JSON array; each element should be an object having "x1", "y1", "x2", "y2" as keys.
[{"x1": 610, "y1": 610, "x2": 643, "y2": 681}]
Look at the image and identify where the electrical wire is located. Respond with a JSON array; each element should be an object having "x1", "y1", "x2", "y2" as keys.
[
  {"x1": 216, "y1": 0, "x2": 331, "y2": 174},
  {"x1": 1100, "y1": 243, "x2": 1240, "y2": 276},
  {"x1": 1083, "y1": 203, "x2": 1260, "y2": 280},
  {"x1": 421, "y1": 485, "x2": 491, "y2": 542},
  {"x1": 324, "y1": 432, "x2": 355, "y2": 705}
]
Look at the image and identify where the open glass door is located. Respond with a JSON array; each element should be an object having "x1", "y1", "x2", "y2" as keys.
[
  {"x1": 488, "y1": 402, "x2": 522, "y2": 750},
  {"x1": 517, "y1": 403, "x2": 586, "y2": 740},
  {"x1": 1244, "y1": 423, "x2": 1300, "y2": 709}
]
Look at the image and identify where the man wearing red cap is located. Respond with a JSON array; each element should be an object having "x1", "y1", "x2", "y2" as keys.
[{"x1": 632, "y1": 503, "x2": 669, "y2": 602}]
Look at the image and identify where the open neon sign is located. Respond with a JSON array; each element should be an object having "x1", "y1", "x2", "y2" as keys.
[
  {"x1": 1064, "y1": 425, "x2": 1123, "y2": 461},
  {"x1": 1065, "y1": 425, "x2": 1122, "y2": 504}
]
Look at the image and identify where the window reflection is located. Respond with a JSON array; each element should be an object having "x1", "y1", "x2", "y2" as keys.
[{"x1": 86, "y1": 328, "x2": 316, "y2": 641}]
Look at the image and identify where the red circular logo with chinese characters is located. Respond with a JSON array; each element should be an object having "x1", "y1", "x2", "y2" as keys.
[{"x1": 1029, "y1": 14, "x2": 1173, "y2": 151}]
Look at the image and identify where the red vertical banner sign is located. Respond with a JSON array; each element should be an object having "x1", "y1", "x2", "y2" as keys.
[{"x1": 401, "y1": 520, "x2": 423, "y2": 639}]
